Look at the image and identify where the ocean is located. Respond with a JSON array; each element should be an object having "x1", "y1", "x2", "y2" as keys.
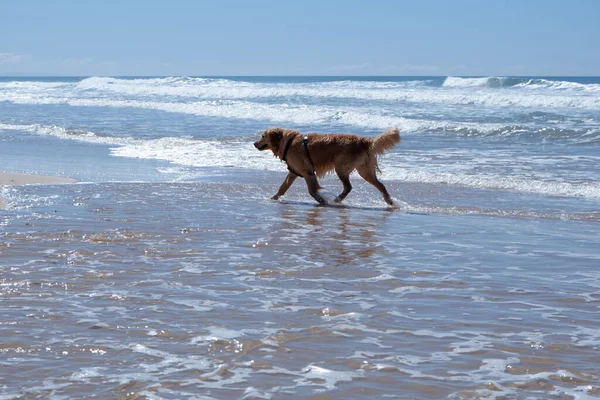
[{"x1": 1, "y1": 76, "x2": 599, "y2": 399}]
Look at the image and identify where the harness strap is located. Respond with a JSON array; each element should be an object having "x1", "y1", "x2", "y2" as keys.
[{"x1": 302, "y1": 136, "x2": 315, "y2": 173}]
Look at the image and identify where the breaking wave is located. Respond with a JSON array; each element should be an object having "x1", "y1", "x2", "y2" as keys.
[
  {"x1": 2, "y1": 76, "x2": 600, "y2": 110},
  {"x1": 443, "y1": 76, "x2": 528, "y2": 88},
  {"x1": 443, "y1": 76, "x2": 600, "y2": 91}
]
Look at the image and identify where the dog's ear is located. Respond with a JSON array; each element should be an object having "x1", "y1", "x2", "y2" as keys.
[
  {"x1": 265, "y1": 127, "x2": 283, "y2": 138},
  {"x1": 263, "y1": 127, "x2": 282, "y2": 154}
]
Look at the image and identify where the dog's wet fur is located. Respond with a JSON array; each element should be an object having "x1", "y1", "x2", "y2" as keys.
[{"x1": 254, "y1": 127, "x2": 400, "y2": 206}]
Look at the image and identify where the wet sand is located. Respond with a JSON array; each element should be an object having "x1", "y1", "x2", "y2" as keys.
[
  {"x1": 0, "y1": 171, "x2": 77, "y2": 209},
  {"x1": 0, "y1": 171, "x2": 77, "y2": 186}
]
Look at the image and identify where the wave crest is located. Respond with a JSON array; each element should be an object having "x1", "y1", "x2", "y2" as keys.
[
  {"x1": 443, "y1": 76, "x2": 600, "y2": 92},
  {"x1": 443, "y1": 76, "x2": 530, "y2": 88}
]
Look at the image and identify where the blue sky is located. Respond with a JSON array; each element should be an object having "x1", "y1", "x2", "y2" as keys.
[{"x1": 1, "y1": 0, "x2": 599, "y2": 76}]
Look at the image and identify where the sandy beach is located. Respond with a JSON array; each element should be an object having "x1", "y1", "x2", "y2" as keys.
[{"x1": 0, "y1": 171, "x2": 76, "y2": 209}]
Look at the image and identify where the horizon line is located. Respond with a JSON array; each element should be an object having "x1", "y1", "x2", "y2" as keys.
[{"x1": 2, "y1": 74, "x2": 600, "y2": 78}]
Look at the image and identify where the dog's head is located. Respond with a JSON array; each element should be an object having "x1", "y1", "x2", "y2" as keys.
[{"x1": 254, "y1": 127, "x2": 284, "y2": 153}]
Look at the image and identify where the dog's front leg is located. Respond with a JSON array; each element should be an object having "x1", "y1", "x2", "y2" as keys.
[
  {"x1": 304, "y1": 174, "x2": 327, "y2": 205},
  {"x1": 271, "y1": 171, "x2": 298, "y2": 200}
]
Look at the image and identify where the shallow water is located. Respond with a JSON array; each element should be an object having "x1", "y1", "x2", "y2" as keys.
[
  {"x1": 2, "y1": 180, "x2": 599, "y2": 399},
  {"x1": 1, "y1": 75, "x2": 600, "y2": 398}
]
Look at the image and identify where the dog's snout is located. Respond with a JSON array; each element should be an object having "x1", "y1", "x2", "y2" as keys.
[{"x1": 254, "y1": 140, "x2": 268, "y2": 151}]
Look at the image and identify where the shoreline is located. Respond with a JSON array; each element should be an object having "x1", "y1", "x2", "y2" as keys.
[
  {"x1": 0, "y1": 171, "x2": 77, "y2": 186},
  {"x1": 0, "y1": 172, "x2": 77, "y2": 209}
]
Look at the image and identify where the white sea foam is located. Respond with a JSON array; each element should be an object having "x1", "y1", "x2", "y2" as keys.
[
  {"x1": 443, "y1": 76, "x2": 505, "y2": 88},
  {"x1": 75, "y1": 76, "x2": 434, "y2": 98},
  {"x1": 383, "y1": 168, "x2": 600, "y2": 199},
  {"x1": 0, "y1": 80, "x2": 71, "y2": 90},
  {"x1": 516, "y1": 78, "x2": 600, "y2": 91},
  {"x1": 2, "y1": 76, "x2": 600, "y2": 110},
  {"x1": 0, "y1": 122, "x2": 133, "y2": 146},
  {"x1": 444, "y1": 76, "x2": 600, "y2": 92},
  {"x1": 0, "y1": 96, "x2": 508, "y2": 133},
  {"x1": 110, "y1": 136, "x2": 283, "y2": 171},
  {"x1": 295, "y1": 364, "x2": 358, "y2": 390}
]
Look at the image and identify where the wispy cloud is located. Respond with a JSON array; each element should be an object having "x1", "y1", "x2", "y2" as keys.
[
  {"x1": 396, "y1": 64, "x2": 440, "y2": 73},
  {"x1": 46, "y1": 57, "x2": 94, "y2": 67},
  {"x1": 329, "y1": 62, "x2": 441, "y2": 75},
  {"x1": 0, "y1": 53, "x2": 117, "y2": 75},
  {"x1": 330, "y1": 63, "x2": 374, "y2": 72},
  {"x1": 0, "y1": 52, "x2": 29, "y2": 65}
]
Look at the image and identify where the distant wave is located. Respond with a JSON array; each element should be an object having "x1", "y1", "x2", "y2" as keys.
[
  {"x1": 442, "y1": 76, "x2": 529, "y2": 88},
  {"x1": 3, "y1": 76, "x2": 599, "y2": 110},
  {"x1": 3, "y1": 109, "x2": 598, "y2": 144},
  {"x1": 74, "y1": 76, "x2": 435, "y2": 99},
  {"x1": 515, "y1": 78, "x2": 600, "y2": 91},
  {"x1": 1, "y1": 96, "x2": 599, "y2": 135},
  {"x1": 444, "y1": 76, "x2": 600, "y2": 91},
  {"x1": 11, "y1": 102, "x2": 596, "y2": 144},
  {"x1": 0, "y1": 98, "x2": 510, "y2": 133}
]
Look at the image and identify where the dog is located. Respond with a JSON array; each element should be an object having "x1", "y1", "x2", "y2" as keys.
[{"x1": 254, "y1": 127, "x2": 400, "y2": 206}]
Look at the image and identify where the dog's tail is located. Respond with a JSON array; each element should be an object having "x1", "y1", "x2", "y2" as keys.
[{"x1": 371, "y1": 128, "x2": 400, "y2": 155}]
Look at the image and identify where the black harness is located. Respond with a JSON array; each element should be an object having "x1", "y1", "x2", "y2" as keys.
[{"x1": 282, "y1": 135, "x2": 314, "y2": 177}]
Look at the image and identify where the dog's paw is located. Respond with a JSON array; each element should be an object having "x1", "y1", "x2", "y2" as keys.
[
  {"x1": 388, "y1": 199, "x2": 410, "y2": 210},
  {"x1": 317, "y1": 189, "x2": 337, "y2": 204},
  {"x1": 270, "y1": 195, "x2": 280, "y2": 201}
]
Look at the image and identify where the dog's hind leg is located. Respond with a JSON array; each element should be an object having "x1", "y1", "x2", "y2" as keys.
[
  {"x1": 334, "y1": 167, "x2": 352, "y2": 203},
  {"x1": 304, "y1": 173, "x2": 327, "y2": 205},
  {"x1": 271, "y1": 171, "x2": 298, "y2": 200},
  {"x1": 357, "y1": 165, "x2": 394, "y2": 206}
]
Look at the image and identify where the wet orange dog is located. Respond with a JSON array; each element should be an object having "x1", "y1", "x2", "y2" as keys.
[{"x1": 254, "y1": 127, "x2": 400, "y2": 205}]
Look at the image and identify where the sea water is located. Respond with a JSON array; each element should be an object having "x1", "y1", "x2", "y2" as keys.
[{"x1": 1, "y1": 76, "x2": 599, "y2": 399}]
